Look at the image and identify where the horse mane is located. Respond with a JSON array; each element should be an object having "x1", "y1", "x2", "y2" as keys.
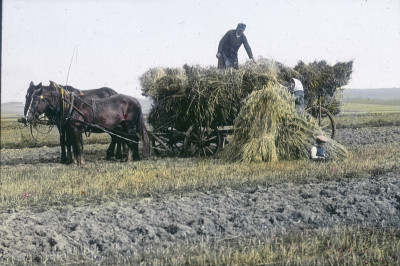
[
  {"x1": 46, "y1": 91, "x2": 64, "y2": 110},
  {"x1": 49, "y1": 91, "x2": 62, "y2": 98},
  {"x1": 49, "y1": 80, "x2": 80, "y2": 94}
]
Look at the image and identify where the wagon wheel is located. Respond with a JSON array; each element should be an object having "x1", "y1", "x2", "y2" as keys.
[
  {"x1": 306, "y1": 106, "x2": 336, "y2": 139},
  {"x1": 184, "y1": 125, "x2": 221, "y2": 157},
  {"x1": 151, "y1": 129, "x2": 184, "y2": 156}
]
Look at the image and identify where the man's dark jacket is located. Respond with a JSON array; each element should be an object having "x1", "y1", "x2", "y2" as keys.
[{"x1": 217, "y1": 29, "x2": 253, "y2": 59}]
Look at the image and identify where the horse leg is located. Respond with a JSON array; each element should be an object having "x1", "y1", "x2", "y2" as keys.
[
  {"x1": 78, "y1": 132, "x2": 85, "y2": 165},
  {"x1": 59, "y1": 128, "x2": 67, "y2": 163},
  {"x1": 114, "y1": 139, "x2": 128, "y2": 161},
  {"x1": 125, "y1": 137, "x2": 139, "y2": 162},
  {"x1": 126, "y1": 140, "x2": 133, "y2": 162},
  {"x1": 132, "y1": 136, "x2": 140, "y2": 160},
  {"x1": 106, "y1": 135, "x2": 117, "y2": 159},
  {"x1": 72, "y1": 130, "x2": 79, "y2": 165},
  {"x1": 122, "y1": 141, "x2": 128, "y2": 159},
  {"x1": 65, "y1": 127, "x2": 74, "y2": 164},
  {"x1": 72, "y1": 129, "x2": 85, "y2": 165},
  {"x1": 115, "y1": 138, "x2": 123, "y2": 160}
]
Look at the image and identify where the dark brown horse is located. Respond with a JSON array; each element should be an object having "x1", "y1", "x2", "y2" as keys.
[
  {"x1": 26, "y1": 88, "x2": 150, "y2": 164},
  {"x1": 24, "y1": 81, "x2": 123, "y2": 163}
]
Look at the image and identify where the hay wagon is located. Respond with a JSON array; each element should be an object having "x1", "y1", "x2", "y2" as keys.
[
  {"x1": 147, "y1": 103, "x2": 336, "y2": 158},
  {"x1": 146, "y1": 89, "x2": 337, "y2": 158},
  {"x1": 142, "y1": 64, "x2": 339, "y2": 158}
]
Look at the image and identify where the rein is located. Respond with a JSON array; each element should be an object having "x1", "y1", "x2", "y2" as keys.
[
  {"x1": 67, "y1": 117, "x2": 141, "y2": 144},
  {"x1": 29, "y1": 122, "x2": 55, "y2": 142}
]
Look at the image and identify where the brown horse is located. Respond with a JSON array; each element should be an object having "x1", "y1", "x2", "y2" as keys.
[
  {"x1": 24, "y1": 81, "x2": 123, "y2": 163},
  {"x1": 27, "y1": 88, "x2": 150, "y2": 164}
]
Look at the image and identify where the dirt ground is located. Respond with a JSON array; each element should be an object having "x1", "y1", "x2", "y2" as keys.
[{"x1": 1, "y1": 126, "x2": 400, "y2": 264}]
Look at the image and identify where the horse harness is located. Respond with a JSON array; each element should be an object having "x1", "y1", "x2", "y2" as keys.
[
  {"x1": 54, "y1": 88, "x2": 141, "y2": 144},
  {"x1": 30, "y1": 84, "x2": 141, "y2": 145}
]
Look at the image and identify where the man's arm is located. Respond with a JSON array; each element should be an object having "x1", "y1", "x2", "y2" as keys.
[{"x1": 242, "y1": 35, "x2": 254, "y2": 59}]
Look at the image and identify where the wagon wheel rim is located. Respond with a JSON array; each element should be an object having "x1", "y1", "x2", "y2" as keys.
[
  {"x1": 184, "y1": 125, "x2": 221, "y2": 157},
  {"x1": 306, "y1": 106, "x2": 336, "y2": 139}
]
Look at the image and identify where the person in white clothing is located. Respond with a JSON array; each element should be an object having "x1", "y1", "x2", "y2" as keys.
[
  {"x1": 289, "y1": 78, "x2": 305, "y2": 114},
  {"x1": 310, "y1": 135, "x2": 328, "y2": 161}
]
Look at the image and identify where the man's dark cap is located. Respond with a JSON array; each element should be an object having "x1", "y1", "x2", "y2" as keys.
[{"x1": 237, "y1": 23, "x2": 246, "y2": 30}]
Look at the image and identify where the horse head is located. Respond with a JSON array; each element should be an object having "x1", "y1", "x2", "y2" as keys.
[
  {"x1": 26, "y1": 88, "x2": 60, "y2": 124},
  {"x1": 24, "y1": 82, "x2": 43, "y2": 118}
]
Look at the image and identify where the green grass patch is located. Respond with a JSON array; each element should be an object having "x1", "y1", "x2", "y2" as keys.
[
  {"x1": 336, "y1": 112, "x2": 400, "y2": 128},
  {"x1": 342, "y1": 102, "x2": 400, "y2": 113},
  {"x1": 0, "y1": 118, "x2": 111, "y2": 149}
]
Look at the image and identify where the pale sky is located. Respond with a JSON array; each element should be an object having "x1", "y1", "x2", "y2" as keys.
[{"x1": 1, "y1": 0, "x2": 400, "y2": 103}]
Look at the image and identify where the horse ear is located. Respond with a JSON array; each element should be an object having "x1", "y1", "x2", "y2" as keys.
[
  {"x1": 49, "y1": 80, "x2": 57, "y2": 89},
  {"x1": 30, "y1": 81, "x2": 35, "y2": 87},
  {"x1": 38, "y1": 82, "x2": 42, "y2": 87}
]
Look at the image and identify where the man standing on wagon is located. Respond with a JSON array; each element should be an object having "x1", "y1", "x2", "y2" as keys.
[{"x1": 216, "y1": 23, "x2": 256, "y2": 69}]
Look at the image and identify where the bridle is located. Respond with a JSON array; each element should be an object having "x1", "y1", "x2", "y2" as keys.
[
  {"x1": 27, "y1": 93, "x2": 45, "y2": 121},
  {"x1": 27, "y1": 93, "x2": 55, "y2": 141}
]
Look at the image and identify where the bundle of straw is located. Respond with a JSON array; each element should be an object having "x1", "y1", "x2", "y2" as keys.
[{"x1": 220, "y1": 82, "x2": 347, "y2": 162}]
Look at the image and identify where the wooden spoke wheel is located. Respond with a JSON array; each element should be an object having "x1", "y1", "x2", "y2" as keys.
[
  {"x1": 184, "y1": 125, "x2": 221, "y2": 157},
  {"x1": 306, "y1": 106, "x2": 336, "y2": 139}
]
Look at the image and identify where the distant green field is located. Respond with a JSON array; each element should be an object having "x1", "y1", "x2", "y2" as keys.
[
  {"x1": 342, "y1": 88, "x2": 400, "y2": 113},
  {"x1": 342, "y1": 102, "x2": 400, "y2": 113}
]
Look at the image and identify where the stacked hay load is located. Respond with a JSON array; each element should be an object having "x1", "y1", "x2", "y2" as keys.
[
  {"x1": 140, "y1": 58, "x2": 351, "y2": 161},
  {"x1": 294, "y1": 60, "x2": 353, "y2": 115},
  {"x1": 141, "y1": 64, "x2": 247, "y2": 131},
  {"x1": 139, "y1": 67, "x2": 189, "y2": 131}
]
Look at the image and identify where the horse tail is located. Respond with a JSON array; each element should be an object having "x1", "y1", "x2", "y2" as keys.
[{"x1": 138, "y1": 109, "x2": 150, "y2": 158}]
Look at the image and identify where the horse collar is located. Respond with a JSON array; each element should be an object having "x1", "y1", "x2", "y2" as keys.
[{"x1": 65, "y1": 93, "x2": 75, "y2": 119}]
